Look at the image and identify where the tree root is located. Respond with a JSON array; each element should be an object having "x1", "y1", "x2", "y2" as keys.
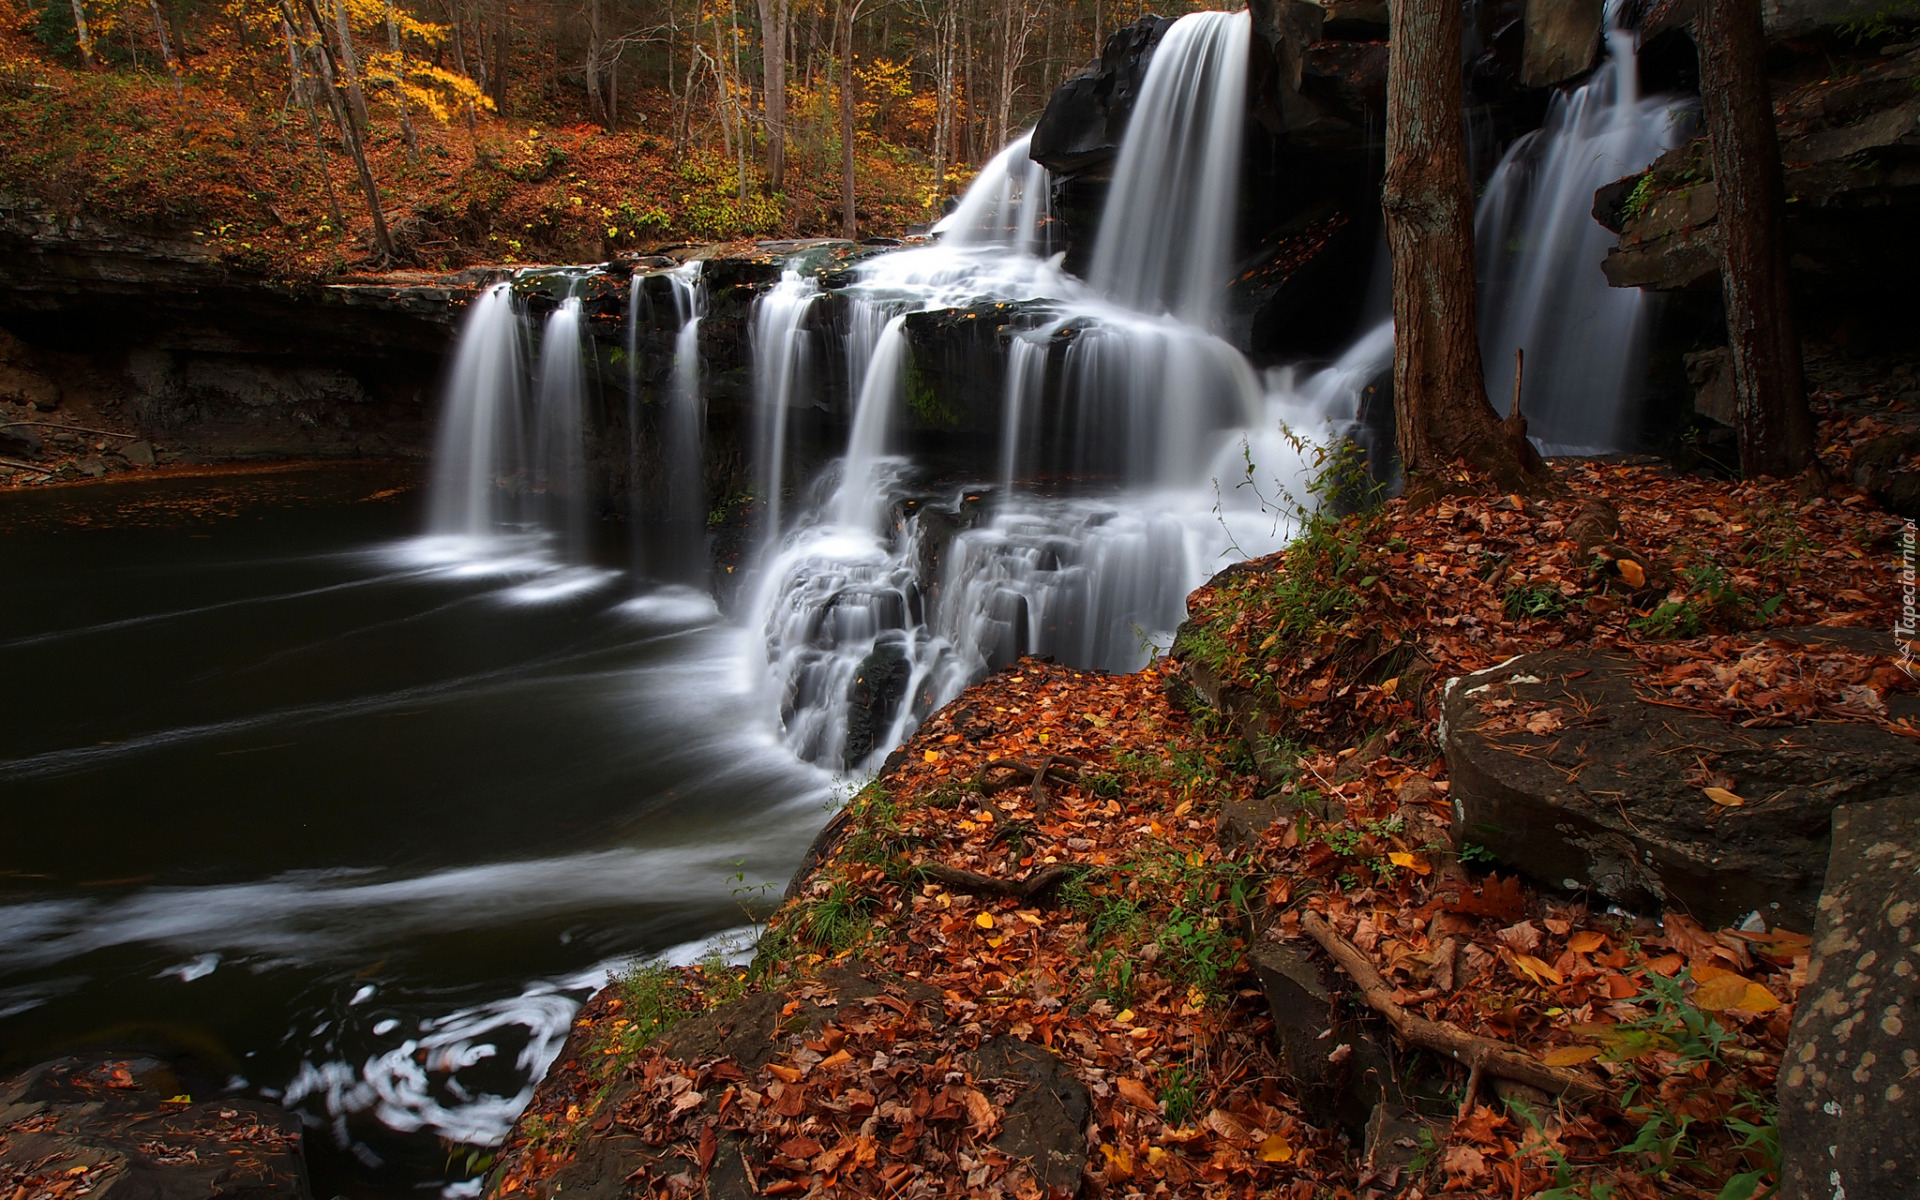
[
  {"x1": 975, "y1": 755, "x2": 1091, "y2": 813},
  {"x1": 913, "y1": 862, "x2": 1080, "y2": 903},
  {"x1": 1300, "y1": 911, "x2": 1607, "y2": 1104}
]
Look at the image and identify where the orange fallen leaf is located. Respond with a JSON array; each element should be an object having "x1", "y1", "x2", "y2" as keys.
[
  {"x1": 1703, "y1": 786, "x2": 1746, "y2": 807},
  {"x1": 974, "y1": 912, "x2": 995, "y2": 929},
  {"x1": 1388, "y1": 851, "x2": 1432, "y2": 875},
  {"x1": 1542, "y1": 1045, "x2": 1602, "y2": 1067},
  {"x1": 1617, "y1": 559, "x2": 1646, "y2": 588},
  {"x1": 1258, "y1": 1133, "x2": 1294, "y2": 1163},
  {"x1": 1569, "y1": 931, "x2": 1607, "y2": 954},
  {"x1": 1509, "y1": 951, "x2": 1565, "y2": 986},
  {"x1": 923, "y1": 749, "x2": 941, "y2": 763},
  {"x1": 1116, "y1": 1077, "x2": 1159, "y2": 1112}
]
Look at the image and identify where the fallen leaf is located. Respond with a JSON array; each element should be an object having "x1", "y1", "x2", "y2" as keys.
[
  {"x1": 1617, "y1": 559, "x2": 1646, "y2": 588},
  {"x1": 1509, "y1": 951, "x2": 1565, "y2": 986},
  {"x1": 923, "y1": 749, "x2": 941, "y2": 763},
  {"x1": 974, "y1": 912, "x2": 995, "y2": 929},
  {"x1": 1541, "y1": 1045, "x2": 1602, "y2": 1067},
  {"x1": 1116, "y1": 1077, "x2": 1159, "y2": 1112},
  {"x1": 1703, "y1": 786, "x2": 1747, "y2": 807},
  {"x1": 1388, "y1": 851, "x2": 1433, "y2": 875},
  {"x1": 1568, "y1": 931, "x2": 1607, "y2": 954},
  {"x1": 1257, "y1": 1133, "x2": 1294, "y2": 1163}
]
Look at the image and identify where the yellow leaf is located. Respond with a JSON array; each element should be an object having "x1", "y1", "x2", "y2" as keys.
[
  {"x1": 987, "y1": 935, "x2": 1005, "y2": 948},
  {"x1": 1617, "y1": 559, "x2": 1646, "y2": 587},
  {"x1": 1388, "y1": 852, "x2": 1432, "y2": 875},
  {"x1": 923, "y1": 749, "x2": 941, "y2": 763},
  {"x1": 1692, "y1": 974, "x2": 1753, "y2": 1011},
  {"x1": 1736, "y1": 982, "x2": 1783, "y2": 1013},
  {"x1": 1258, "y1": 1134, "x2": 1294, "y2": 1163},
  {"x1": 1510, "y1": 952, "x2": 1565, "y2": 986},
  {"x1": 975, "y1": 912, "x2": 996, "y2": 929},
  {"x1": 1569, "y1": 931, "x2": 1607, "y2": 954},
  {"x1": 1541, "y1": 1045, "x2": 1602, "y2": 1066},
  {"x1": 1703, "y1": 786, "x2": 1746, "y2": 807},
  {"x1": 1173, "y1": 800, "x2": 1193, "y2": 818},
  {"x1": 1150, "y1": 820, "x2": 1166, "y2": 837},
  {"x1": 1115, "y1": 1008, "x2": 1135, "y2": 1024}
]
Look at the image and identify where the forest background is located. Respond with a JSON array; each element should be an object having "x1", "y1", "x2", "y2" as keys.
[{"x1": 0, "y1": 0, "x2": 1205, "y2": 278}]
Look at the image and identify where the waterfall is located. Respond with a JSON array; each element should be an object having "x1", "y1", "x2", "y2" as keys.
[
  {"x1": 662, "y1": 263, "x2": 708, "y2": 583},
  {"x1": 532, "y1": 297, "x2": 589, "y2": 557},
  {"x1": 1475, "y1": 13, "x2": 1688, "y2": 452},
  {"x1": 933, "y1": 133, "x2": 1053, "y2": 256},
  {"x1": 1086, "y1": 9, "x2": 1250, "y2": 325},
  {"x1": 426, "y1": 283, "x2": 527, "y2": 540},
  {"x1": 999, "y1": 334, "x2": 1048, "y2": 491},
  {"x1": 833, "y1": 315, "x2": 909, "y2": 533},
  {"x1": 751, "y1": 272, "x2": 822, "y2": 543}
]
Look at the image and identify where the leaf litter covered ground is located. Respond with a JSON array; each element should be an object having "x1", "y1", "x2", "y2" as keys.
[{"x1": 488, "y1": 459, "x2": 1910, "y2": 1200}]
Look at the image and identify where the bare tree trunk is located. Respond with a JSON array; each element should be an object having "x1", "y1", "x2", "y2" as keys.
[
  {"x1": 293, "y1": 0, "x2": 397, "y2": 261},
  {"x1": 930, "y1": 0, "x2": 956, "y2": 200},
  {"x1": 330, "y1": 0, "x2": 372, "y2": 131},
  {"x1": 1382, "y1": 0, "x2": 1548, "y2": 493},
  {"x1": 731, "y1": 0, "x2": 750, "y2": 201},
  {"x1": 839, "y1": 0, "x2": 860, "y2": 237},
  {"x1": 757, "y1": 0, "x2": 790, "y2": 190},
  {"x1": 285, "y1": 13, "x2": 347, "y2": 227},
  {"x1": 148, "y1": 0, "x2": 184, "y2": 97},
  {"x1": 960, "y1": 1, "x2": 975, "y2": 163},
  {"x1": 385, "y1": 0, "x2": 420, "y2": 160},
  {"x1": 1697, "y1": 0, "x2": 1814, "y2": 478},
  {"x1": 70, "y1": 0, "x2": 93, "y2": 65},
  {"x1": 584, "y1": 0, "x2": 609, "y2": 128},
  {"x1": 499, "y1": 0, "x2": 514, "y2": 112}
]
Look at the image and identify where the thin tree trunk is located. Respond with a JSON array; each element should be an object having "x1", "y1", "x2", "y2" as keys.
[
  {"x1": 731, "y1": 0, "x2": 749, "y2": 201},
  {"x1": 294, "y1": 0, "x2": 397, "y2": 261},
  {"x1": 1382, "y1": 0, "x2": 1547, "y2": 493},
  {"x1": 330, "y1": 0, "x2": 372, "y2": 131},
  {"x1": 839, "y1": 0, "x2": 859, "y2": 238},
  {"x1": 757, "y1": 0, "x2": 790, "y2": 190},
  {"x1": 385, "y1": 0, "x2": 420, "y2": 160},
  {"x1": 286, "y1": 14, "x2": 347, "y2": 227},
  {"x1": 584, "y1": 0, "x2": 609, "y2": 128},
  {"x1": 70, "y1": 0, "x2": 93, "y2": 65},
  {"x1": 148, "y1": 0, "x2": 184, "y2": 97},
  {"x1": 491, "y1": 0, "x2": 509, "y2": 112},
  {"x1": 1697, "y1": 0, "x2": 1814, "y2": 478}
]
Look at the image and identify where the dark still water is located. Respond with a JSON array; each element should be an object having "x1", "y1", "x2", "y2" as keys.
[{"x1": 0, "y1": 465, "x2": 834, "y2": 1197}]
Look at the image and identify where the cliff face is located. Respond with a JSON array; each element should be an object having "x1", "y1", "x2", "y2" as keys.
[{"x1": 0, "y1": 196, "x2": 471, "y2": 475}]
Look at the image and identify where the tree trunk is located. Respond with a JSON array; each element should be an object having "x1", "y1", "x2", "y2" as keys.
[
  {"x1": 70, "y1": 0, "x2": 93, "y2": 66},
  {"x1": 294, "y1": 0, "x2": 397, "y2": 261},
  {"x1": 1696, "y1": 0, "x2": 1814, "y2": 478},
  {"x1": 839, "y1": 0, "x2": 859, "y2": 238},
  {"x1": 757, "y1": 0, "x2": 790, "y2": 190},
  {"x1": 148, "y1": 0, "x2": 184, "y2": 97},
  {"x1": 1382, "y1": 0, "x2": 1549, "y2": 494},
  {"x1": 584, "y1": 0, "x2": 609, "y2": 128},
  {"x1": 385, "y1": 0, "x2": 420, "y2": 160},
  {"x1": 330, "y1": 0, "x2": 372, "y2": 131},
  {"x1": 491, "y1": 0, "x2": 509, "y2": 112},
  {"x1": 285, "y1": 13, "x2": 347, "y2": 227}
]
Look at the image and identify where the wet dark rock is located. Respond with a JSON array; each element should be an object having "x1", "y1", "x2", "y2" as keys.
[
  {"x1": 1851, "y1": 429, "x2": 1920, "y2": 518},
  {"x1": 1362, "y1": 1101, "x2": 1446, "y2": 1175},
  {"x1": 1684, "y1": 346, "x2": 1736, "y2": 427},
  {"x1": 1029, "y1": 17, "x2": 1175, "y2": 176},
  {"x1": 120, "y1": 438, "x2": 156, "y2": 466},
  {"x1": 965, "y1": 1036, "x2": 1091, "y2": 1191},
  {"x1": 845, "y1": 638, "x2": 915, "y2": 767},
  {"x1": 0, "y1": 421, "x2": 42, "y2": 458},
  {"x1": 1441, "y1": 633, "x2": 1920, "y2": 929},
  {"x1": 1777, "y1": 793, "x2": 1920, "y2": 1200},
  {"x1": 0, "y1": 1055, "x2": 311, "y2": 1200},
  {"x1": 1521, "y1": 0, "x2": 1604, "y2": 88},
  {"x1": 1248, "y1": 938, "x2": 1399, "y2": 1138}
]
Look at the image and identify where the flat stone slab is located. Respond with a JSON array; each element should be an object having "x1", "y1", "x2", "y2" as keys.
[
  {"x1": 1778, "y1": 793, "x2": 1920, "y2": 1200},
  {"x1": 1441, "y1": 632, "x2": 1920, "y2": 930},
  {"x1": 0, "y1": 1055, "x2": 310, "y2": 1200}
]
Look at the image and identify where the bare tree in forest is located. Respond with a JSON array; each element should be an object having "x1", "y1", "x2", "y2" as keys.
[
  {"x1": 583, "y1": 0, "x2": 611, "y2": 127},
  {"x1": 1696, "y1": 0, "x2": 1815, "y2": 478},
  {"x1": 283, "y1": 9, "x2": 348, "y2": 228},
  {"x1": 839, "y1": 0, "x2": 865, "y2": 238},
  {"x1": 1380, "y1": 0, "x2": 1550, "y2": 493},
  {"x1": 290, "y1": 0, "x2": 397, "y2": 260},
  {"x1": 384, "y1": 0, "x2": 421, "y2": 159},
  {"x1": 330, "y1": 0, "x2": 372, "y2": 129},
  {"x1": 69, "y1": 0, "x2": 93, "y2": 65},
  {"x1": 148, "y1": 0, "x2": 184, "y2": 97},
  {"x1": 756, "y1": 0, "x2": 791, "y2": 189}
]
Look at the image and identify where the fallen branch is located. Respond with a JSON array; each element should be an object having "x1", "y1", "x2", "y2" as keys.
[
  {"x1": 1301, "y1": 910, "x2": 1607, "y2": 1104},
  {"x1": 913, "y1": 862, "x2": 1079, "y2": 902},
  {"x1": 0, "y1": 456, "x2": 52, "y2": 476},
  {"x1": 0, "y1": 421, "x2": 142, "y2": 440}
]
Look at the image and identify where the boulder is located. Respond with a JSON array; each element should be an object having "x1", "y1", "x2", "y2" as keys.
[
  {"x1": 965, "y1": 1036, "x2": 1090, "y2": 1191},
  {"x1": 1522, "y1": 0, "x2": 1604, "y2": 88},
  {"x1": 1777, "y1": 793, "x2": 1920, "y2": 1200},
  {"x1": 1441, "y1": 634, "x2": 1920, "y2": 930},
  {"x1": 0, "y1": 421, "x2": 42, "y2": 459},
  {"x1": 1684, "y1": 346, "x2": 1737, "y2": 427},
  {"x1": 1249, "y1": 937, "x2": 1400, "y2": 1138},
  {"x1": 0, "y1": 1055, "x2": 311, "y2": 1200},
  {"x1": 1030, "y1": 17, "x2": 1174, "y2": 176},
  {"x1": 1764, "y1": 0, "x2": 1882, "y2": 38}
]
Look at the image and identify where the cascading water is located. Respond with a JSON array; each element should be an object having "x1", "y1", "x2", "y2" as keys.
[
  {"x1": 426, "y1": 283, "x2": 527, "y2": 541},
  {"x1": 1475, "y1": 9, "x2": 1690, "y2": 452},
  {"x1": 932, "y1": 134, "x2": 1054, "y2": 256},
  {"x1": 1086, "y1": 9, "x2": 1250, "y2": 324},
  {"x1": 751, "y1": 272, "x2": 823, "y2": 542},
  {"x1": 531, "y1": 297, "x2": 590, "y2": 556},
  {"x1": 661, "y1": 263, "x2": 709, "y2": 583}
]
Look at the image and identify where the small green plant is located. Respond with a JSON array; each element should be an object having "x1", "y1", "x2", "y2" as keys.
[
  {"x1": 1503, "y1": 581, "x2": 1570, "y2": 621},
  {"x1": 1618, "y1": 172, "x2": 1656, "y2": 226},
  {"x1": 1159, "y1": 1063, "x2": 1200, "y2": 1127},
  {"x1": 1458, "y1": 841, "x2": 1500, "y2": 869}
]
